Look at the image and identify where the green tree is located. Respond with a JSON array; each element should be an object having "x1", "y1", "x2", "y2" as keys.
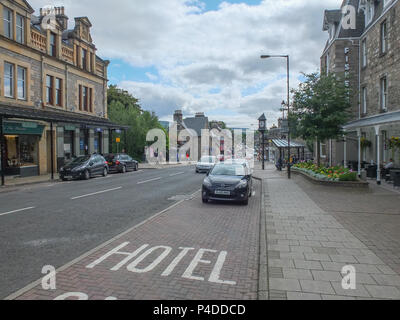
[
  {"x1": 107, "y1": 86, "x2": 165, "y2": 161},
  {"x1": 291, "y1": 72, "x2": 352, "y2": 166}
]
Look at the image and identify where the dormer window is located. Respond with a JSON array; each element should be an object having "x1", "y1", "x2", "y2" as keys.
[
  {"x1": 360, "y1": 0, "x2": 375, "y2": 26},
  {"x1": 50, "y1": 33, "x2": 57, "y2": 57}
]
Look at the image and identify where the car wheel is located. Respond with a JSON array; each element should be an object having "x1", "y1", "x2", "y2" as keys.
[
  {"x1": 242, "y1": 198, "x2": 249, "y2": 206},
  {"x1": 249, "y1": 188, "x2": 253, "y2": 198},
  {"x1": 84, "y1": 170, "x2": 90, "y2": 180},
  {"x1": 202, "y1": 197, "x2": 208, "y2": 203},
  {"x1": 134, "y1": 164, "x2": 138, "y2": 171},
  {"x1": 103, "y1": 168, "x2": 108, "y2": 177},
  {"x1": 121, "y1": 165, "x2": 126, "y2": 174},
  {"x1": 60, "y1": 176, "x2": 67, "y2": 182}
]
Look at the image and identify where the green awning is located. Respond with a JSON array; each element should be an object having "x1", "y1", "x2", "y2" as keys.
[{"x1": 4, "y1": 121, "x2": 45, "y2": 135}]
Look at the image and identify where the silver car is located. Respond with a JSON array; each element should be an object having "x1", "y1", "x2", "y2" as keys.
[{"x1": 196, "y1": 156, "x2": 217, "y2": 173}]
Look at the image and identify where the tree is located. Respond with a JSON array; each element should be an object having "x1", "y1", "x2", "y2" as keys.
[
  {"x1": 291, "y1": 72, "x2": 352, "y2": 166},
  {"x1": 107, "y1": 86, "x2": 164, "y2": 161}
]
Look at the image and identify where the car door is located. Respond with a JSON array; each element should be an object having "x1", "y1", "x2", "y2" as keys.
[
  {"x1": 94, "y1": 155, "x2": 103, "y2": 175},
  {"x1": 126, "y1": 155, "x2": 134, "y2": 170}
]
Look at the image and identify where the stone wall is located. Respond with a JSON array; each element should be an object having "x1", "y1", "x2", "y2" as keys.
[{"x1": 361, "y1": 1, "x2": 400, "y2": 115}]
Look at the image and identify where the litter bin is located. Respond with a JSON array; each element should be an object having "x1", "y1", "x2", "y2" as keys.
[{"x1": 367, "y1": 165, "x2": 377, "y2": 179}]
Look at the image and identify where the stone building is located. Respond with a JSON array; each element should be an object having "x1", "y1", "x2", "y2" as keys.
[
  {"x1": 320, "y1": 0, "x2": 400, "y2": 183},
  {"x1": 0, "y1": 0, "x2": 124, "y2": 182}
]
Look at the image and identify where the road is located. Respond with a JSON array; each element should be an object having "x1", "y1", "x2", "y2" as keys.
[{"x1": 0, "y1": 165, "x2": 205, "y2": 299}]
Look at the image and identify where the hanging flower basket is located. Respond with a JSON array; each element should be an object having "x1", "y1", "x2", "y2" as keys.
[
  {"x1": 388, "y1": 137, "x2": 400, "y2": 150},
  {"x1": 360, "y1": 137, "x2": 372, "y2": 150}
]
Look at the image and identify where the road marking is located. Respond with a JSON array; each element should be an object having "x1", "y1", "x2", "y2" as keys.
[
  {"x1": 137, "y1": 177, "x2": 162, "y2": 185},
  {"x1": 71, "y1": 187, "x2": 122, "y2": 200},
  {"x1": 169, "y1": 172, "x2": 185, "y2": 177},
  {"x1": 0, "y1": 207, "x2": 35, "y2": 217}
]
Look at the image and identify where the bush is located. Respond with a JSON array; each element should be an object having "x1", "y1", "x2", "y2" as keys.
[{"x1": 338, "y1": 172, "x2": 358, "y2": 182}]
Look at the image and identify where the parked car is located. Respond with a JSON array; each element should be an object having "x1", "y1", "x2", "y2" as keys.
[
  {"x1": 105, "y1": 154, "x2": 139, "y2": 173},
  {"x1": 59, "y1": 154, "x2": 108, "y2": 181},
  {"x1": 202, "y1": 162, "x2": 253, "y2": 205},
  {"x1": 196, "y1": 156, "x2": 217, "y2": 173}
]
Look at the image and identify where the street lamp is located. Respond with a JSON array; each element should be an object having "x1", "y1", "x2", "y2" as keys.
[
  {"x1": 261, "y1": 54, "x2": 291, "y2": 179},
  {"x1": 258, "y1": 113, "x2": 267, "y2": 171}
]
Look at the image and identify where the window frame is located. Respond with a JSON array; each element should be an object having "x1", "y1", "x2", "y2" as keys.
[
  {"x1": 4, "y1": 62, "x2": 15, "y2": 98},
  {"x1": 17, "y1": 66, "x2": 27, "y2": 100},
  {"x1": 380, "y1": 20, "x2": 388, "y2": 54},
  {"x1": 16, "y1": 13, "x2": 25, "y2": 44},
  {"x1": 55, "y1": 78, "x2": 63, "y2": 107},
  {"x1": 81, "y1": 48, "x2": 87, "y2": 70},
  {"x1": 50, "y1": 33, "x2": 57, "y2": 57},
  {"x1": 362, "y1": 38, "x2": 367, "y2": 68},
  {"x1": 3, "y1": 7, "x2": 13, "y2": 39},
  {"x1": 380, "y1": 76, "x2": 388, "y2": 111},
  {"x1": 46, "y1": 75, "x2": 54, "y2": 105},
  {"x1": 362, "y1": 86, "x2": 367, "y2": 115}
]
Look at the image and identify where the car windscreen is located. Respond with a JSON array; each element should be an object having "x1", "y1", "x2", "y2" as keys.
[
  {"x1": 69, "y1": 156, "x2": 91, "y2": 165},
  {"x1": 210, "y1": 164, "x2": 246, "y2": 176},
  {"x1": 200, "y1": 156, "x2": 215, "y2": 163}
]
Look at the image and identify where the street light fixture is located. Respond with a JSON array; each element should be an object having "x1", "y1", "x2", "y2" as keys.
[
  {"x1": 258, "y1": 113, "x2": 267, "y2": 171},
  {"x1": 260, "y1": 54, "x2": 291, "y2": 179}
]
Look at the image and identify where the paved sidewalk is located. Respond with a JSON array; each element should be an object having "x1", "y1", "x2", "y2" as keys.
[
  {"x1": 0, "y1": 174, "x2": 56, "y2": 190},
  {"x1": 255, "y1": 163, "x2": 400, "y2": 300}
]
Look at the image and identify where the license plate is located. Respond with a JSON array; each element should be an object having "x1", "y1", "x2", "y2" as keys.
[
  {"x1": 64, "y1": 176, "x2": 72, "y2": 179},
  {"x1": 215, "y1": 190, "x2": 230, "y2": 195}
]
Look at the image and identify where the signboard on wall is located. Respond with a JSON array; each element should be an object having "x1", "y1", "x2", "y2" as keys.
[{"x1": 4, "y1": 121, "x2": 45, "y2": 135}]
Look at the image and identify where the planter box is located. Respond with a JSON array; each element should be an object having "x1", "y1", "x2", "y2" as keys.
[{"x1": 292, "y1": 168, "x2": 369, "y2": 189}]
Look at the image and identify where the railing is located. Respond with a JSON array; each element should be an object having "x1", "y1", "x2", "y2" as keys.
[
  {"x1": 61, "y1": 45, "x2": 74, "y2": 64},
  {"x1": 30, "y1": 30, "x2": 47, "y2": 52},
  {"x1": 96, "y1": 62, "x2": 104, "y2": 77}
]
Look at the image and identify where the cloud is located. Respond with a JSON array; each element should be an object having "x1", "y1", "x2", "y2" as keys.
[{"x1": 28, "y1": 0, "x2": 342, "y2": 127}]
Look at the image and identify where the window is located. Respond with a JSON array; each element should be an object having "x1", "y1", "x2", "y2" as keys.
[
  {"x1": 325, "y1": 54, "x2": 329, "y2": 75},
  {"x1": 79, "y1": 85, "x2": 82, "y2": 110},
  {"x1": 320, "y1": 143, "x2": 327, "y2": 158},
  {"x1": 362, "y1": 87, "x2": 367, "y2": 115},
  {"x1": 380, "y1": 77, "x2": 388, "y2": 111},
  {"x1": 362, "y1": 39, "x2": 367, "y2": 67},
  {"x1": 89, "y1": 53, "x2": 94, "y2": 72},
  {"x1": 50, "y1": 33, "x2": 57, "y2": 57},
  {"x1": 365, "y1": 1, "x2": 374, "y2": 26},
  {"x1": 46, "y1": 75, "x2": 54, "y2": 105},
  {"x1": 55, "y1": 78, "x2": 62, "y2": 106},
  {"x1": 16, "y1": 14, "x2": 25, "y2": 44},
  {"x1": 381, "y1": 21, "x2": 388, "y2": 54},
  {"x1": 4, "y1": 62, "x2": 14, "y2": 98},
  {"x1": 81, "y1": 48, "x2": 87, "y2": 70},
  {"x1": 83, "y1": 86, "x2": 88, "y2": 111},
  {"x1": 89, "y1": 88, "x2": 93, "y2": 112},
  {"x1": 3, "y1": 7, "x2": 13, "y2": 39},
  {"x1": 17, "y1": 66, "x2": 26, "y2": 100}
]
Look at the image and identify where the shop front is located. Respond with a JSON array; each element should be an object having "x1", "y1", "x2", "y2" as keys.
[{"x1": 1, "y1": 121, "x2": 44, "y2": 177}]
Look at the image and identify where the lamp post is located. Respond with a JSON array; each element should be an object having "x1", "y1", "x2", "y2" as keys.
[
  {"x1": 258, "y1": 114, "x2": 267, "y2": 170},
  {"x1": 261, "y1": 54, "x2": 291, "y2": 179}
]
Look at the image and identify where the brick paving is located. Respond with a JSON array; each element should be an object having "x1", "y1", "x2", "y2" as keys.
[
  {"x1": 255, "y1": 163, "x2": 400, "y2": 300},
  {"x1": 10, "y1": 181, "x2": 261, "y2": 300}
]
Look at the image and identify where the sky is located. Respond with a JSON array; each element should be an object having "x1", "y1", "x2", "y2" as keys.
[{"x1": 29, "y1": 0, "x2": 341, "y2": 128}]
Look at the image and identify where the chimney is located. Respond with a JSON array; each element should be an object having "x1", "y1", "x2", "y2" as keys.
[
  {"x1": 173, "y1": 110, "x2": 183, "y2": 123},
  {"x1": 40, "y1": 6, "x2": 68, "y2": 31}
]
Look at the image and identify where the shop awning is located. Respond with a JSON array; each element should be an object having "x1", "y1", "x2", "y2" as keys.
[
  {"x1": 343, "y1": 111, "x2": 400, "y2": 131},
  {"x1": 0, "y1": 103, "x2": 129, "y2": 130},
  {"x1": 272, "y1": 139, "x2": 305, "y2": 148}
]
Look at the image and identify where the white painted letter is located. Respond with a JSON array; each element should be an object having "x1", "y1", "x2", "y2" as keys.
[
  {"x1": 209, "y1": 251, "x2": 236, "y2": 285},
  {"x1": 182, "y1": 249, "x2": 217, "y2": 281},
  {"x1": 127, "y1": 246, "x2": 172, "y2": 273},
  {"x1": 161, "y1": 247, "x2": 195, "y2": 277},
  {"x1": 42, "y1": 265, "x2": 56, "y2": 290}
]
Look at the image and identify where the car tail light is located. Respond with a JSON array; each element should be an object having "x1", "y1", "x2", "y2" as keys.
[{"x1": 116, "y1": 161, "x2": 120, "y2": 165}]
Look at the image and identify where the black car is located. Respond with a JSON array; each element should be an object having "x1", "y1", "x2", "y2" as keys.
[
  {"x1": 105, "y1": 154, "x2": 138, "y2": 173},
  {"x1": 202, "y1": 163, "x2": 253, "y2": 205},
  {"x1": 59, "y1": 154, "x2": 109, "y2": 181}
]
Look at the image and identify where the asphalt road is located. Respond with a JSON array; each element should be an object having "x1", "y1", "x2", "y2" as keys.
[{"x1": 0, "y1": 165, "x2": 204, "y2": 299}]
